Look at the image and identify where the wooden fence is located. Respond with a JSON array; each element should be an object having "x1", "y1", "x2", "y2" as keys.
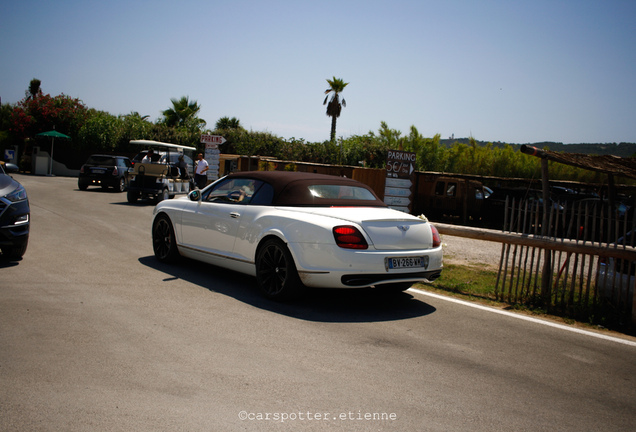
[{"x1": 435, "y1": 196, "x2": 636, "y2": 327}]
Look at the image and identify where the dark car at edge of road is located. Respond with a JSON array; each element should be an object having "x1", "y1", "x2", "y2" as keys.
[
  {"x1": 0, "y1": 162, "x2": 29, "y2": 260},
  {"x1": 78, "y1": 155, "x2": 132, "y2": 192}
]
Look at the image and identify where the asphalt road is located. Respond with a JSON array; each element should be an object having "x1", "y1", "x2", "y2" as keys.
[{"x1": 1, "y1": 173, "x2": 635, "y2": 432}]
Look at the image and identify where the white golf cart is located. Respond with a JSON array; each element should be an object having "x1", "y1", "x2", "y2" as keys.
[{"x1": 126, "y1": 140, "x2": 196, "y2": 204}]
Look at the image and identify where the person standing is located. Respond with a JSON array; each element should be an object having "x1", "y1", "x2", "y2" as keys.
[
  {"x1": 194, "y1": 152, "x2": 209, "y2": 189},
  {"x1": 141, "y1": 149, "x2": 154, "y2": 163},
  {"x1": 177, "y1": 154, "x2": 190, "y2": 179}
]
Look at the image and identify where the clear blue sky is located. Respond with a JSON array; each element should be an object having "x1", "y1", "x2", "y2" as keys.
[{"x1": 2, "y1": 0, "x2": 635, "y2": 144}]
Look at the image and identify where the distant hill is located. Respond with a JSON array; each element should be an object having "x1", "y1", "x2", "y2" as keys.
[{"x1": 439, "y1": 139, "x2": 636, "y2": 157}]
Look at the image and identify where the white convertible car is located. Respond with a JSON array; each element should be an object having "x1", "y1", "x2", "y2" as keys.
[{"x1": 152, "y1": 171, "x2": 443, "y2": 299}]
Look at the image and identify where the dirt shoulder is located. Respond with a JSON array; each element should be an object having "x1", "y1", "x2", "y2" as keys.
[{"x1": 440, "y1": 234, "x2": 503, "y2": 270}]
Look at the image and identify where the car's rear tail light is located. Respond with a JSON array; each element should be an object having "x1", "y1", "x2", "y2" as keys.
[
  {"x1": 333, "y1": 225, "x2": 368, "y2": 250},
  {"x1": 80, "y1": 165, "x2": 85, "y2": 174},
  {"x1": 431, "y1": 224, "x2": 441, "y2": 248},
  {"x1": 112, "y1": 167, "x2": 119, "y2": 176}
]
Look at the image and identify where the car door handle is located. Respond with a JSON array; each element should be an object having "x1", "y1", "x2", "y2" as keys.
[{"x1": 230, "y1": 212, "x2": 241, "y2": 219}]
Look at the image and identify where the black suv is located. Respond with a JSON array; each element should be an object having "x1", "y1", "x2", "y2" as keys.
[
  {"x1": 0, "y1": 162, "x2": 29, "y2": 260},
  {"x1": 78, "y1": 155, "x2": 132, "y2": 192}
]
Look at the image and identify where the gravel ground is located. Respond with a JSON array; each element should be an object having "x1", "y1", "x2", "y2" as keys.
[{"x1": 440, "y1": 234, "x2": 503, "y2": 270}]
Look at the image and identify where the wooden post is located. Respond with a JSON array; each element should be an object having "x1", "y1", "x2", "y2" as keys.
[
  {"x1": 632, "y1": 277, "x2": 636, "y2": 326},
  {"x1": 607, "y1": 173, "x2": 616, "y2": 244},
  {"x1": 463, "y1": 179, "x2": 469, "y2": 225},
  {"x1": 540, "y1": 157, "x2": 552, "y2": 303}
]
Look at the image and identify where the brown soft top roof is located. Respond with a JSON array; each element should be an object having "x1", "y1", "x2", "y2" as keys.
[{"x1": 225, "y1": 171, "x2": 387, "y2": 207}]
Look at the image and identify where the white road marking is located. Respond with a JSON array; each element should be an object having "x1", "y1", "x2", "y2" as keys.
[{"x1": 409, "y1": 288, "x2": 636, "y2": 347}]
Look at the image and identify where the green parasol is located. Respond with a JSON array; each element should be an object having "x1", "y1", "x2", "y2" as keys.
[{"x1": 36, "y1": 130, "x2": 71, "y2": 176}]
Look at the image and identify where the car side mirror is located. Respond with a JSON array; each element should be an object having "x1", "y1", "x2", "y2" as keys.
[
  {"x1": 189, "y1": 190, "x2": 201, "y2": 201},
  {"x1": 3, "y1": 163, "x2": 19, "y2": 173}
]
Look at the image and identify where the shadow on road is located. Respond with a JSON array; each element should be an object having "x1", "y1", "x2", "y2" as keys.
[
  {"x1": 0, "y1": 258, "x2": 21, "y2": 268},
  {"x1": 138, "y1": 255, "x2": 436, "y2": 323}
]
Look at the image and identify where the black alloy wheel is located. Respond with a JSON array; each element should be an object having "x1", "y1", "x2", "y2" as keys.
[
  {"x1": 152, "y1": 215, "x2": 180, "y2": 263},
  {"x1": 255, "y1": 238, "x2": 302, "y2": 300}
]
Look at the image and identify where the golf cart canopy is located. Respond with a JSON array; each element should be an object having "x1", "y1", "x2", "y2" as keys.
[{"x1": 129, "y1": 140, "x2": 196, "y2": 152}]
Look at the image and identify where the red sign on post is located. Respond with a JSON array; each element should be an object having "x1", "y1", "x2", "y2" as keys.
[{"x1": 200, "y1": 134, "x2": 226, "y2": 145}]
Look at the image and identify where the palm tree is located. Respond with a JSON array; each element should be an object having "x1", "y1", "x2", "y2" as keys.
[
  {"x1": 127, "y1": 111, "x2": 150, "y2": 121},
  {"x1": 215, "y1": 116, "x2": 242, "y2": 130},
  {"x1": 26, "y1": 78, "x2": 42, "y2": 100},
  {"x1": 161, "y1": 96, "x2": 206, "y2": 130},
  {"x1": 323, "y1": 77, "x2": 349, "y2": 142}
]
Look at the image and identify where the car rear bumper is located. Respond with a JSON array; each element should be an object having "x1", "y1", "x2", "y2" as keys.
[
  {"x1": 340, "y1": 269, "x2": 442, "y2": 287},
  {"x1": 290, "y1": 242, "x2": 443, "y2": 288},
  {"x1": 79, "y1": 174, "x2": 123, "y2": 188},
  {"x1": 128, "y1": 176, "x2": 164, "y2": 193}
]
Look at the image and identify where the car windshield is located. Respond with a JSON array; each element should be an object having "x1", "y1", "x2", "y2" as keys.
[
  {"x1": 133, "y1": 151, "x2": 165, "y2": 163},
  {"x1": 203, "y1": 178, "x2": 262, "y2": 204},
  {"x1": 86, "y1": 156, "x2": 117, "y2": 165},
  {"x1": 161, "y1": 153, "x2": 194, "y2": 166}
]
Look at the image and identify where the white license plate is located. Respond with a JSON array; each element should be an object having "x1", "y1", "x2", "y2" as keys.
[
  {"x1": 386, "y1": 256, "x2": 429, "y2": 270},
  {"x1": 92, "y1": 168, "x2": 106, "y2": 174}
]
